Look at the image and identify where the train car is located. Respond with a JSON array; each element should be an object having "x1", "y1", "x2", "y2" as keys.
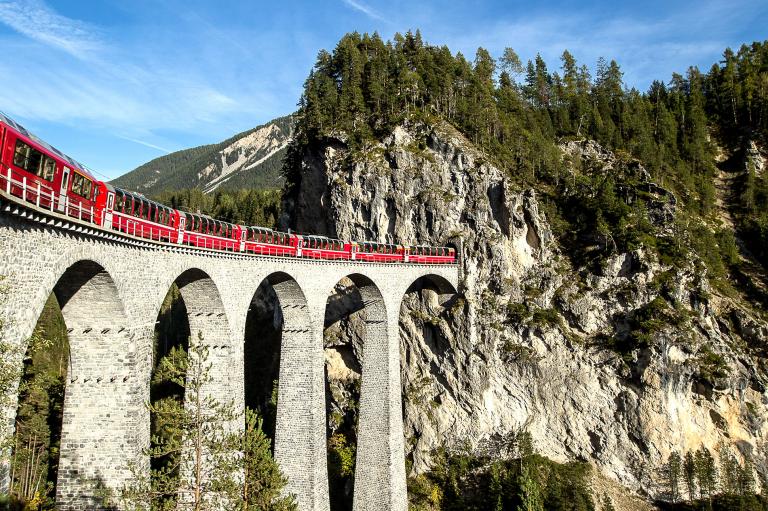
[
  {"x1": 111, "y1": 188, "x2": 179, "y2": 243},
  {"x1": 181, "y1": 212, "x2": 241, "y2": 251},
  {"x1": 300, "y1": 235, "x2": 351, "y2": 260},
  {"x1": 242, "y1": 226, "x2": 297, "y2": 257},
  {"x1": 406, "y1": 245, "x2": 456, "y2": 264},
  {"x1": 0, "y1": 112, "x2": 101, "y2": 224},
  {"x1": 354, "y1": 241, "x2": 403, "y2": 263}
]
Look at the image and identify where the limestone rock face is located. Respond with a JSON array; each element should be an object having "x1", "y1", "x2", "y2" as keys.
[{"x1": 281, "y1": 121, "x2": 768, "y2": 499}]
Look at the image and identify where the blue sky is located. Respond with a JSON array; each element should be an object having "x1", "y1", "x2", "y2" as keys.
[{"x1": 0, "y1": 0, "x2": 765, "y2": 180}]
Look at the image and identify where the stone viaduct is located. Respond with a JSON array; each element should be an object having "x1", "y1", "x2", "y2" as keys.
[{"x1": 0, "y1": 197, "x2": 458, "y2": 510}]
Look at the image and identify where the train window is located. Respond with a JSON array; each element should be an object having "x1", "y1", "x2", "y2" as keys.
[
  {"x1": 41, "y1": 157, "x2": 56, "y2": 182},
  {"x1": 70, "y1": 173, "x2": 92, "y2": 199},
  {"x1": 13, "y1": 140, "x2": 41, "y2": 174},
  {"x1": 12, "y1": 140, "x2": 56, "y2": 182}
]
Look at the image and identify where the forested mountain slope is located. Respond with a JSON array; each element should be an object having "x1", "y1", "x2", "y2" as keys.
[
  {"x1": 280, "y1": 31, "x2": 768, "y2": 509},
  {"x1": 112, "y1": 115, "x2": 294, "y2": 194}
]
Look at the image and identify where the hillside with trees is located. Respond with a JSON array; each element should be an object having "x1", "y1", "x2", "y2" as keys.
[
  {"x1": 288, "y1": 32, "x2": 767, "y2": 289},
  {"x1": 279, "y1": 31, "x2": 768, "y2": 510},
  {"x1": 112, "y1": 115, "x2": 294, "y2": 195}
]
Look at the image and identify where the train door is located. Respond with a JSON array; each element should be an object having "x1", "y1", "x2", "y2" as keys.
[
  {"x1": 57, "y1": 167, "x2": 71, "y2": 212},
  {"x1": 102, "y1": 191, "x2": 115, "y2": 228},
  {"x1": 239, "y1": 226, "x2": 246, "y2": 252},
  {"x1": 177, "y1": 215, "x2": 186, "y2": 244},
  {"x1": 295, "y1": 235, "x2": 303, "y2": 257}
]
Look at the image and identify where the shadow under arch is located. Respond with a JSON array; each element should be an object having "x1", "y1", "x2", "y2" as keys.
[
  {"x1": 247, "y1": 272, "x2": 327, "y2": 511},
  {"x1": 323, "y1": 273, "x2": 405, "y2": 511},
  {"x1": 44, "y1": 260, "x2": 137, "y2": 509},
  {"x1": 244, "y1": 271, "x2": 311, "y2": 443},
  {"x1": 402, "y1": 274, "x2": 458, "y2": 306}
]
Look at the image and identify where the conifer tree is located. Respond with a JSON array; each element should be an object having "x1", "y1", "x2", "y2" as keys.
[
  {"x1": 683, "y1": 451, "x2": 697, "y2": 501},
  {"x1": 663, "y1": 451, "x2": 682, "y2": 503},
  {"x1": 694, "y1": 447, "x2": 718, "y2": 504},
  {"x1": 121, "y1": 339, "x2": 292, "y2": 511}
]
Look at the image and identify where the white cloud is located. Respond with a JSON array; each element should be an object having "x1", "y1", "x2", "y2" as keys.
[
  {"x1": 118, "y1": 136, "x2": 173, "y2": 154},
  {"x1": 341, "y1": 0, "x2": 386, "y2": 22},
  {"x1": 0, "y1": 0, "x2": 102, "y2": 58}
]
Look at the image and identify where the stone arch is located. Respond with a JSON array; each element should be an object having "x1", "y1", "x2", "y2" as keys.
[
  {"x1": 154, "y1": 268, "x2": 235, "y2": 399},
  {"x1": 243, "y1": 272, "x2": 321, "y2": 508},
  {"x1": 169, "y1": 268, "x2": 232, "y2": 347},
  {"x1": 398, "y1": 273, "x2": 459, "y2": 479},
  {"x1": 44, "y1": 259, "x2": 138, "y2": 509},
  {"x1": 244, "y1": 272, "x2": 310, "y2": 428},
  {"x1": 402, "y1": 274, "x2": 458, "y2": 306},
  {"x1": 148, "y1": 268, "x2": 238, "y2": 502},
  {"x1": 323, "y1": 273, "x2": 406, "y2": 511}
]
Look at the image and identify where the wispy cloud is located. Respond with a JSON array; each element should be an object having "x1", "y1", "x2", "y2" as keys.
[
  {"x1": 340, "y1": 0, "x2": 386, "y2": 22},
  {"x1": 118, "y1": 136, "x2": 173, "y2": 154},
  {"x1": 433, "y1": 1, "x2": 760, "y2": 91},
  {"x1": 0, "y1": 0, "x2": 102, "y2": 58}
]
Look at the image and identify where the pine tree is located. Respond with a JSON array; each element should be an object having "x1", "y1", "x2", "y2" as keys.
[
  {"x1": 694, "y1": 447, "x2": 718, "y2": 504},
  {"x1": 241, "y1": 409, "x2": 296, "y2": 510},
  {"x1": 663, "y1": 452, "x2": 682, "y2": 502},
  {"x1": 516, "y1": 464, "x2": 543, "y2": 511},
  {"x1": 122, "y1": 340, "x2": 242, "y2": 511},
  {"x1": 683, "y1": 451, "x2": 697, "y2": 501}
]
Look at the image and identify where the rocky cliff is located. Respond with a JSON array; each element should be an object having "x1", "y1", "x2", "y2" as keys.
[{"x1": 281, "y1": 120, "x2": 768, "y2": 502}]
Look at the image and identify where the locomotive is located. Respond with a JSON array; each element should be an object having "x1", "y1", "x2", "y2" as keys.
[{"x1": 0, "y1": 112, "x2": 456, "y2": 264}]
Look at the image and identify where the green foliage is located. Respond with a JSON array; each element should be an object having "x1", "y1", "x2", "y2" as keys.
[
  {"x1": 506, "y1": 302, "x2": 530, "y2": 325},
  {"x1": 241, "y1": 409, "x2": 297, "y2": 511},
  {"x1": 5, "y1": 292, "x2": 69, "y2": 509},
  {"x1": 328, "y1": 432, "x2": 356, "y2": 511},
  {"x1": 408, "y1": 430, "x2": 594, "y2": 511},
  {"x1": 153, "y1": 188, "x2": 282, "y2": 228},
  {"x1": 122, "y1": 340, "x2": 294, "y2": 511},
  {"x1": 694, "y1": 345, "x2": 730, "y2": 386},
  {"x1": 530, "y1": 308, "x2": 560, "y2": 329},
  {"x1": 604, "y1": 296, "x2": 687, "y2": 360},
  {"x1": 658, "y1": 448, "x2": 767, "y2": 510},
  {"x1": 662, "y1": 452, "x2": 683, "y2": 503},
  {"x1": 600, "y1": 494, "x2": 616, "y2": 511}
]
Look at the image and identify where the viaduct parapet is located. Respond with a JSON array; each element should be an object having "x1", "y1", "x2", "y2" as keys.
[{"x1": 0, "y1": 200, "x2": 458, "y2": 511}]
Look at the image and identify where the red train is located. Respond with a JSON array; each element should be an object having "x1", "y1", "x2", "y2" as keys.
[{"x1": 0, "y1": 112, "x2": 456, "y2": 264}]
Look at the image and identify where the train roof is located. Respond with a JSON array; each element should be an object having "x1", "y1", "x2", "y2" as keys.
[{"x1": 0, "y1": 111, "x2": 95, "y2": 180}]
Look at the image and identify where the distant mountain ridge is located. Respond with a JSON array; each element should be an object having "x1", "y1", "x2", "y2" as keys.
[{"x1": 112, "y1": 115, "x2": 294, "y2": 195}]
